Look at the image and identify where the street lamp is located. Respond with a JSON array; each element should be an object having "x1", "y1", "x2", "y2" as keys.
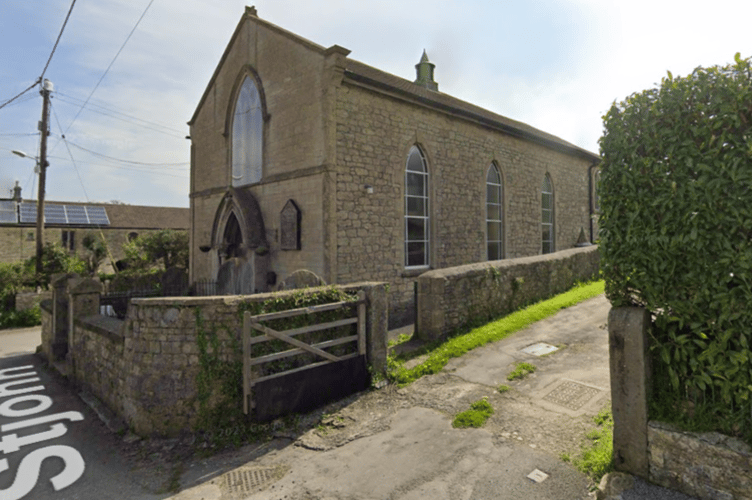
[
  {"x1": 11, "y1": 148, "x2": 48, "y2": 279},
  {"x1": 11, "y1": 150, "x2": 39, "y2": 173}
]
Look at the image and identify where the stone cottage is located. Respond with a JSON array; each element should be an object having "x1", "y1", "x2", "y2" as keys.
[
  {"x1": 0, "y1": 184, "x2": 188, "y2": 272},
  {"x1": 188, "y1": 6, "x2": 600, "y2": 325}
]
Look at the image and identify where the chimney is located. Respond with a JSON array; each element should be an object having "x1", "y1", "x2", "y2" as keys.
[
  {"x1": 414, "y1": 50, "x2": 438, "y2": 91},
  {"x1": 12, "y1": 181, "x2": 22, "y2": 202}
]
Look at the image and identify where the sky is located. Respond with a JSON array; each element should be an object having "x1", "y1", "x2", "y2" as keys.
[{"x1": 1, "y1": 0, "x2": 751, "y2": 208}]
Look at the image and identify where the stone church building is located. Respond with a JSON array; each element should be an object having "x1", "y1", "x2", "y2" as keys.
[{"x1": 188, "y1": 6, "x2": 600, "y2": 325}]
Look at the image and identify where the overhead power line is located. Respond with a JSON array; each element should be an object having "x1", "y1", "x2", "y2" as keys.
[
  {"x1": 41, "y1": 0, "x2": 77, "y2": 82},
  {"x1": 0, "y1": 80, "x2": 41, "y2": 111},
  {"x1": 65, "y1": 140, "x2": 189, "y2": 167},
  {"x1": 60, "y1": 0, "x2": 155, "y2": 138},
  {"x1": 54, "y1": 92, "x2": 185, "y2": 138},
  {"x1": 1, "y1": 0, "x2": 77, "y2": 111}
]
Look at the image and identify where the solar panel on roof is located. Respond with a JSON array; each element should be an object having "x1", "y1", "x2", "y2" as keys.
[
  {"x1": 19, "y1": 203, "x2": 36, "y2": 223},
  {"x1": 16, "y1": 202, "x2": 110, "y2": 226},
  {"x1": 65, "y1": 205, "x2": 89, "y2": 224},
  {"x1": 85, "y1": 206, "x2": 110, "y2": 225},
  {"x1": 44, "y1": 205, "x2": 68, "y2": 224},
  {"x1": 0, "y1": 201, "x2": 17, "y2": 223}
]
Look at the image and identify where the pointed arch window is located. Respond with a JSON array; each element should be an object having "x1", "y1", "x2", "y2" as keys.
[
  {"x1": 486, "y1": 164, "x2": 503, "y2": 260},
  {"x1": 541, "y1": 174, "x2": 554, "y2": 254},
  {"x1": 405, "y1": 145, "x2": 429, "y2": 267},
  {"x1": 232, "y1": 76, "x2": 263, "y2": 186}
]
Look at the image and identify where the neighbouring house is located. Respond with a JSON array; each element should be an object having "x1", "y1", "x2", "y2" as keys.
[
  {"x1": 188, "y1": 6, "x2": 600, "y2": 326},
  {"x1": 0, "y1": 183, "x2": 188, "y2": 272}
]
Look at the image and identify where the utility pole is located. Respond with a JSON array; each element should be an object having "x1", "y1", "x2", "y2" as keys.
[{"x1": 35, "y1": 79, "x2": 53, "y2": 280}]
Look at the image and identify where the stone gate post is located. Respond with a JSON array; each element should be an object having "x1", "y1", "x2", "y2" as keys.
[
  {"x1": 66, "y1": 278, "x2": 103, "y2": 377},
  {"x1": 608, "y1": 306, "x2": 651, "y2": 478},
  {"x1": 48, "y1": 273, "x2": 78, "y2": 361}
]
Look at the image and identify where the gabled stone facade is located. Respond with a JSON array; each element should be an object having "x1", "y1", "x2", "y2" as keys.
[{"x1": 189, "y1": 6, "x2": 600, "y2": 325}]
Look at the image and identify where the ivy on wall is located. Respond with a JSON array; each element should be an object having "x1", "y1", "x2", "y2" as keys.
[
  {"x1": 599, "y1": 53, "x2": 752, "y2": 442},
  {"x1": 192, "y1": 286, "x2": 358, "y2": 447}
]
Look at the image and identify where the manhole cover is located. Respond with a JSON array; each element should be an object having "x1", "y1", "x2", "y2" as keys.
[
  {"x1": 221, "y1": 465, "x2": 289, "y2": 497},
  {"x1": 543, "y1": 381, "x2": 600, "y2": 410},
  {"x1": 520, "y1": 342, "x2": 559, "y2": 356}
]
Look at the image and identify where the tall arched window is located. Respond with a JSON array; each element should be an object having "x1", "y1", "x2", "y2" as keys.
[
  {"x1": 486, "y1": 164, "x2": 503, "y2": 260},
  {"x1": 541, "y1": 173, "x2": 554, "y2": 254},
  {"x1": 232, "y1": 76, "x2": 263, "y2": 186},
  {"x1": 405, "y1": 145, "x2": 429, "y2": 267}
]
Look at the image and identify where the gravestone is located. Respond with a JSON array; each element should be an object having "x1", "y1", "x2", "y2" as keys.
[
  {"x1": 216, "y1": 260, "x2": 237, "y2": 296},
  {"x1": 237, "y1": 260, "x2": 255, "y2": 295},
  {"x1": 276, "y1": 269, "x2": 325, "y2": 291}
]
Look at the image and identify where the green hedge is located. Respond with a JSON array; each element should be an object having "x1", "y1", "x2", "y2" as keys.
[{"x1": 599, "y1": 53, "x2": 752, "y2": 440}]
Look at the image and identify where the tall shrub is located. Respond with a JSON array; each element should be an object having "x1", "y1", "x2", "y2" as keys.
[{"x1": 599, "y1": 53, "x2": 752, "y2": 438}]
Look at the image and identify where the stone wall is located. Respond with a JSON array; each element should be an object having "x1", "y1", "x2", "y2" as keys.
[
  {"x1": 15, "y1": 290, "x2": 52, "y2": 311},
  {"x1": 648, "y1": 421, "x2": 752, "y2": 500},
  {"x1": 42, "y1": 277, "x2": 388, "y2": 436},
  {"x1": 415, "y1": 246, "x2": 599, "y2": 340},
  {"x1": 609, "y1": 305, "x2": 752, "y2": 499}
]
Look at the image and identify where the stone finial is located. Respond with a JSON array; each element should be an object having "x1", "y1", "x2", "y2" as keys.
[
  {"x1": 414, "y1": 49, "x2": 438, "y2": 91},
  {"x1": 246, "y1": 5, "x2": 258, "y2": 17},
  {"x1": 575, "y1": 227, "x2": 592, "y2": 247}
]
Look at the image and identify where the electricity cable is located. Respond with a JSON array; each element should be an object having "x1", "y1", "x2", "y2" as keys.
[
  {"x1": 40, "y1": 0, "x2": 77, "y2": 82},
  {"x1": 51, "y1": 102, "x2": 119, "y2": 271},
  {"x1": 0, "y1": 81, "x2": 41, "y2": 111},
  {"x1": 55, "y1": 91, "x2": 184, "y2": 136},
  {"x1": 64, "y1": 140, "x2": 188, "y2": 167},
  {"x1": 57, "y1": 0, "x2": 155, "y2": 144}
]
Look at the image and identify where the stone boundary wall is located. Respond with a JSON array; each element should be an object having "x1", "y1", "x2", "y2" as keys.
[
  {"x1": 416, "y1": 246, "x2": 599, "y2": 340},
  {"x1": 648, "y1": 421, "x2": 752, "y2": 499},
  {"x1": 15, "y1": 290, "x2": 52, "y2": 311},
  {"x1": 609, "y1": 306, "x2": 752, "y2": 500},
  {"x1": 41, "y1": 279, "x2": 388, "y2": 436}
]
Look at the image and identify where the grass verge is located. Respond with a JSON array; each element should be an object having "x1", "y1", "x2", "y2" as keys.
[
  {"x1": 452, "y1": 398, "x2": 494, "y2": 428},
  {"x1": 388, "y1": 280, "x2": 605, "y2": 385}
]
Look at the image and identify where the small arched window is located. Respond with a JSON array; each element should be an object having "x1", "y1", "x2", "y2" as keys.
[
  {"x1": 541, "y1": 174, "x2": 554, "y2": 254},
  {"x1": 405, "y1": 145, "x2": 429, "y2": 267},
  {"x1": 486, "y1": 164, "x2": 503, "y2": 260},
  {"x1": 231, "y1": 76, "x2": 263, "y2": 186}
]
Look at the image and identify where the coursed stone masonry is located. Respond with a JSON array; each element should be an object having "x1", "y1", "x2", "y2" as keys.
[
  {"x1": 40, "y1": 279, "x2": 388, "y2": 436},
  {"x1": 415, "y1": 246, "x2": 599, "y2": 340}
]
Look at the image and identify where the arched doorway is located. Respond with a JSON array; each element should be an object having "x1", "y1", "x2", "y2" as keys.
[{"x1": 211, "y1": 188, "x2": 269, "y2": 295}]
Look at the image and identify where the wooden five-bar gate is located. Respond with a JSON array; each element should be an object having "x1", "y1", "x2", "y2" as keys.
[{"x1": 242, "y1": 291, "x2": 367, "y2": 420}]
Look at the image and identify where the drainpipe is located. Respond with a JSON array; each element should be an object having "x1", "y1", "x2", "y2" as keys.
[{"x1": 588, "y1": 161, "x2": 599, "y2": 244}]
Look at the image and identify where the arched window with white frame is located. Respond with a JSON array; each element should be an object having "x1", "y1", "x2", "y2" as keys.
[
  {"x1": 541, "y1": 173, "x2": 554, "y2": 254},
  {"x1": 231, "y1": 76, "x2": 263, "y2": 186},
  {"x1": 405, "y1": 145, "x2": 429, "y2": 267},
  {"x1": 486, "y1": 163, "x2": 503, "y2": 260}
]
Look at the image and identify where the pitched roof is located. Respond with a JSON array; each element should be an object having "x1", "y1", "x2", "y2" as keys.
[
  {"x1": 101, "y1": 204, "x2": 188, "y2": 230},
  {"x1": 190, "y1": 8, "x2": 599, "y2": 163},
  {"x1": 343, "y1": 59, "x2": 599, "y2": 162}
]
